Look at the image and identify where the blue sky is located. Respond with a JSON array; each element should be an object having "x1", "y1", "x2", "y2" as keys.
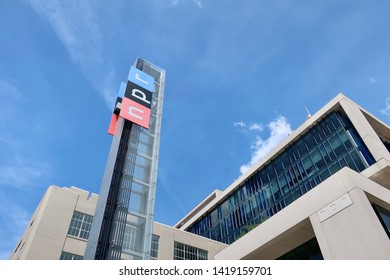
[{"x1": 1, "y1": 0, "x2": 390, "y2": 259}]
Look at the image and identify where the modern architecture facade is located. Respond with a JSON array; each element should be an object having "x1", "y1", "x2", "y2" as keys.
[
  {"x1": 10, "y1": 93, "x2": 390, "y2": 260},
  {"x1": 175, "y1": 93, "x2": 390, "y2": 259},
  {"x1": 9, "y1": 185, "x2": 226, "y2": 260},
  {"x1": 152, "y1": 222, "x2": 227, "y2": 260},
  {"x1": 85, "y1": 58, "x2": 166, "y2": 260},
  {"x1": 9, "y1": 186, "x2": 98, "y2": 260}
]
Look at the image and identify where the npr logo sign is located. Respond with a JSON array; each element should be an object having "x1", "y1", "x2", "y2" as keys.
[{"x1": 119, "y1": 67, "x2": 155, "y2": 129}]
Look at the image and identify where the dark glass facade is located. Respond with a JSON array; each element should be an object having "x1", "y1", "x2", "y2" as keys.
[
  {"x1": 381, "y1": 139, "x2": 390, "y2": 154},
  {"x1": 187, "y1": 111, "x2": 375, "y2": 244},
  {"x1": 373, "y1": 204, "x2": 390, "y2": 238},
  {"x1": 277, "y1": 238, "x2": 323, "y2": 260}
]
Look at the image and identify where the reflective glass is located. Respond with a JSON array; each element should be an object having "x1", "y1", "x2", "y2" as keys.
[
  {"x1": 186, "y1": 111, "x2": 374, "y2": 244},
  {"x1": 67, "y1": 211, "x2": 93, "y2": 240}
]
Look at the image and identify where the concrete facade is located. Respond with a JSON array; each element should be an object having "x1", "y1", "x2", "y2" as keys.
[
  {"x1": 175, "y1": 94, "x2": 390, "y2": 260},
  {"x1": 9, "y1": 186, "x2": 226, "y2": 260},
  {"x1": 153, "y1": 222, "x2": 227, "y2": 260},
  {"x1": 214, "y1": 167, "x2": 390, "y2": 259},
  {"x1": 9, "y1": 94, "x2": 390, "y2": 260},
  {"x1": 9, "y1": 186, "x2": 98, "y2": 260}
]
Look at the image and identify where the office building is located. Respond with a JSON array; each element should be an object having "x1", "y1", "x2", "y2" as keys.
[
  {"x1": 10, "y1": 93, "x2": 390, "y2": 260},
  {"x1": 175, "y1": 93, "x2": 390, "y2": 259},
  {"x1": 85, "y1": 58, "x2": 166, "y2": 260},
  {"x1": 9, "y1": 186, "x2": 98, "y2": 260},
  {"x1": 10, "y1": 58, "x2": 226, "y2": 261},
  {"x1": 9, "y1": 186, "x2": 226, "y2": 260}
]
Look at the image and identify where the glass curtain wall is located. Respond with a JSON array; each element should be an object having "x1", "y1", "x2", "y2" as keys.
[
  {"x1": 86, "y1": 59, "x2": 165, "y2": 260},
  {"x1": 187, "y1": 111, "x2": 375, "y2": 244},
  {"x1": 111, "y1": 59, "x2": 165, "y2": 260}
]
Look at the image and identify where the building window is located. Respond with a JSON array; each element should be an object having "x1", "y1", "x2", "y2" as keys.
[
  {"x1": 60, "y1": 251, "x2": 83, "y2": 260},
  {"x1": 151, "y1": 235, "x2": 159, "y2": 259},
  {"x1": 174, "y1": 242, "x2": 208, "y2": 260},
  {"x1": 67, "y1": 211, "x2": 93, "y2": 240},
  {"x1": 186, "y1": 111, "x2": 375, "y2": 244},
  {"x1": 122, "y1": 225, "x2": 137, "y2": 252},
  {"x1": 373, "y1": 204, "x2": 390, "y2": 238}
]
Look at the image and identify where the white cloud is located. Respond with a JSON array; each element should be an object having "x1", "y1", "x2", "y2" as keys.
[
  {"x1": 193, "y1": 0, "x2": 203, "y2": 8},
  {"x1": 0, "y1": 80, "x2": 23, "y2": 149},
  {"x1": 369, "y1": 77, "x2": 379, "y2": 84},
  {"x1": 26, "y1": 0, "x2": 116, "y2": 109},
  {"x1": 233, "y1": 121, "x2": 263, "y2": 133},
  {"x1": 249, "y1": 123, "x2": 263, "y2": 131},
  {"x1": 233, "y1": 121, "x2": 247, "y2": 128},
  {"x1": 0, "y1": 195, "x2": 30, "y2": 259},
  {"x1": 27, "y1": 0, "x2": 103, "y2": 65},
  {"x1": 240, "y1": 116, "x2": 292, "y2": 175},
  {"x1": 0, "y1": 156, "x2": 50, "y2": 189},
  {"x1": 0, "y1": 80, "x2": 22, "y2": 100},
  {"x1": 170, "y1": 0, "x2": 203, "y2": 8},
  {"x1": 380, "y1": 98, "x2": 390, "y2": 116}
]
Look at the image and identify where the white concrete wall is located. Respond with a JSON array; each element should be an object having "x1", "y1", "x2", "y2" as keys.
[
  {"x1": 152, "y1": 222, "x2": 227, "y2": 260},
  {"x1": 9, "y1": 186, "x2": 97, "y2": 260},
  {"x1": 340, "y1": 97, "x2": 390, "y2": 163},
  {"x1": 310, "y1": 188, "x2": 389, "y2": 259},
  {"x1": 311, "y1": 171, "x2": 390, "y2": 259},
  {"x1": 215, "y1": 168, "x2": 390, "y2": 260}
]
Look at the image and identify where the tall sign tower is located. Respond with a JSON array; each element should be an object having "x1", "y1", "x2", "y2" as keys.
[{"x1": 85, "y1": 58, "x2": 165, "y2": 260}]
